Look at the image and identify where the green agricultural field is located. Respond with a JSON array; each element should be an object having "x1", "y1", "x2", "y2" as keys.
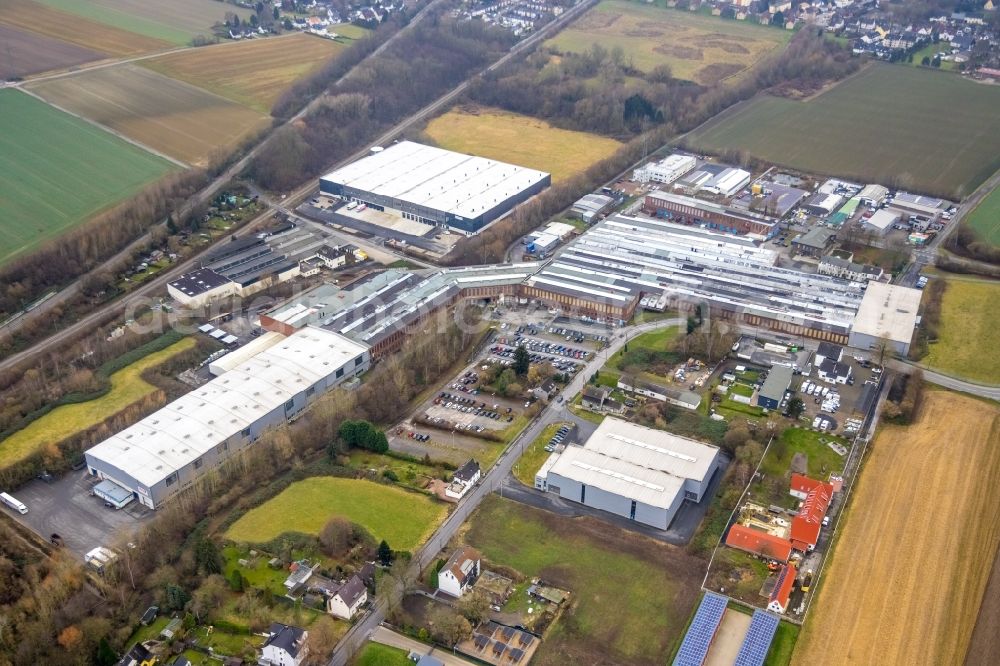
[
  {"x1": 466, "y1": 496, "x2": 704, "y2": 665},
  {"x1": 924, "y1": 278, "x2": 1000, "y2": 384},
  {"x1": 352, "y1": 643, "x2": 411, "y2": 666},
  {"x1": 226, "y1": 477, "x2": 446, "y2": 551},
  {"x1": 546, "y1": 1, "x2": 789, "y2": 84},
  {"x1": 0, "y1": 89, "x2": 175, "y2": 265},
  {"x1": 34, "y1": 0, "x2": 252, "y2": 45},
  {"x1": 0, "y1": 337, "x2": 195, "y2": 465},
  {"x1": 964, "y1": 183, "x2": 1000, "y2": 247},
  {"x1": 686, "y1": 64, "x2": 1000, "y2": 199}
]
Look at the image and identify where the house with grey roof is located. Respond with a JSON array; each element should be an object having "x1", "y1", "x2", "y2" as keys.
[{"x1": 261, "y1": 623, "x2": 308, "y2": 666}]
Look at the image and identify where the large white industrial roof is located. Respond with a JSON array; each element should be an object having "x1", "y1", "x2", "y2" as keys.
[
  {"x1": 86, "y1": 327, "x2": 368, "y2": 488},
  {"x1": 208, "y1": 331, "x2": 287, "y2": 376},
  {"x1": 322, "y1": 141, "x2": 549, "y2": 220},
  {"x1": 852, "y1": 282, "x2": 922, "y2": 344},
  {"x1": 546, "y1": 417, "x2": 719, "y2": 509}
]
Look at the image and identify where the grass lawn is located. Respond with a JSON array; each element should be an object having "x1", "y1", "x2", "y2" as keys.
[
  {"x1": 465, "y1": 496, "x2": 704, "y2": 665},
  {"x1": 346, "y1": 450, "x2": 442, "y2": 492},
  {"x1": 765, "y1": 620, "x2": 799, "y2": 666},
  {"x1": 424, "y1": 106, "x2": 621, "y2": 181},
  {"x1": 686, "y1": 64, "x2": 1000, "y2": 199},
  {"x1": 730, "y1": 383, "x2": 754, "y2": 398},
  {"x1": 758, "y1": 427, "x2": 847, "y2": 480},
  {"x1": 351, "y1": 643, "x2": 412, "y2": 666},
  {"x1": 0, "y1": 88, "x2": 176, "y2": 265},
  {"x1": 546, "y1": 1, "x2": 789, "y2": 84},
  {"x1": 0, "y1": 337, "x2": 195, "y2": 465},
  {"x1": 908, "y1": 42, "x2": 958, "y2": 71},
  {"x1": 706, "y1": 546, "x2": 770, "y2": 603},
  {"x1": 512, "y1": 422, "x2": 567, "y2": 486},
  {"x1": 964, "y1": 182, "x2": 1000, "y2": 247},
  {"x1": 225, "y1": 477, "x2": 447, "y2": 552},
  {"x1": 222, "y1": 545, "x2": 289, "y2": 596},
  {"x1": 924, "y1": 278, "x2": 1000, "y2": 383}
]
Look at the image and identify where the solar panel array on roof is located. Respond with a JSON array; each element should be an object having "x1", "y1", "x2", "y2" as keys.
[
  {"x1": 673, "y1": 592, "x2": 728, "y2": 666},
  {"x1": 734, "y1": 610, "x2": 780, "y2": 666},
  {"x1": 510, "y1": 647, "x2": 525, "y2": 662},
  {"x1": 473, "y1": 634, "x2": 490, "y2": 649}
]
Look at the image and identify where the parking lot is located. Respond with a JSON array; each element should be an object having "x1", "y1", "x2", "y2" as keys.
[{"x1": 7, "y1": 469, "x2": 152, "y2": 558}]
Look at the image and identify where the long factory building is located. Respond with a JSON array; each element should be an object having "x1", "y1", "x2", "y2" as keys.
[
  {"x1": 319, "y1": 141, "x2": 551, "y2": 235},
  {"x1": 85, "y1": 328, "x2": 371, "y2": 509}
]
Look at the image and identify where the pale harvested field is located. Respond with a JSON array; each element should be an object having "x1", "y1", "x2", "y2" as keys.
[
  {"x1": 424, "y1": 106, "x2": 621, "y2": 181},
  {"x1": 793, "y1": 391, "x2": 1000, "y2": 666},
  {"x1": 142, "y1": 34, "x2": 349, "y2": 113},
  {"x1": 28, "y1": 64, "x2": 268, "y2": 166},
  {"x1": 0, "y1": 0, "x2": 168, "y2": 55},
  {"x1": 546, "y1": 0, "x2": 788, "y2": 84}
]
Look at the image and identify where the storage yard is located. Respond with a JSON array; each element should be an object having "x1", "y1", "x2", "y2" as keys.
[
  {"x1": 142, "y1": 32, "x2": 365, "y2": 113},
  {"x1": 545, "y1": 1, "x2": 789, "y2": 84},
  {"x1": 28, "y1": 64, "x2": 269, "y2": 166},
  {"x1": 424, "y1": 107, "x2": 622, "y2": 182},
  {"x1": 792, "y1": 391, "x2": 1000, "y2": 665},
  {"x1": 0, "y1": 89, "x2": 176, "y2": 265},
  {"x1": 686, "y1": 64, "x2": 1000, "y2": 198}
]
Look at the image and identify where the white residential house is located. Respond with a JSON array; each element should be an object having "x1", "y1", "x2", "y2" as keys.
[
  {"x1": 445, "y1": 459, "x2": 481, "y2": 500},
  {"x1": 328, "y1": 575, "x2": 368, "y2": 620},
  {"x1": 261, "y1": 623, "x2": 308, "y2": 666},
  {"x1": 437, "y1": 546, "x2": 481, "y2": 598}
]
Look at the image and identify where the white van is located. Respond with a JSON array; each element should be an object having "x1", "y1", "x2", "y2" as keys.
[
  {"x1": 0, "y1": 492, "x2": 28, "y2": 514},
  {"x1": 345, "y1": 201, "x2": 358, "y2": 210}
]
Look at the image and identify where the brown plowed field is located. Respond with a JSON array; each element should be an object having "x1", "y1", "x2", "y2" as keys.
[
  {"x1": 793, "y1": 391, "x2": 1000, "y2": 666},
  {"x1": 0, "y1": 24, "x2": 106, "y2": 79},
  {"x1": 0, "y1": 0, "x2": 168, "y2": 55},
  {"x1": 28, "y1": 64, "x2": 268, "y2": 166}
]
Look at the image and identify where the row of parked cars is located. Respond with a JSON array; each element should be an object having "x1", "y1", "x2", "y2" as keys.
[
  {"x1": 435, "y1": 392, "x2": 515, "y2": 422},
  {"x1": 544, "y1": 424, "x2": 574, "y2": 452},
  {"x1": 406, "y1": 431, "x2": 430, "y2": 442}
]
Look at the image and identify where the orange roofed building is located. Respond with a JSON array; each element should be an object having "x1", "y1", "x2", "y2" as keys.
[
  {"x1": 725, "y1": 524, "x2": 792, "y2": 562},
  {"x1": 789, "y1": 479, "x2": 834, "y2": 552},
  {"x1": 767, "y1": 563, "x2": 797, "y2": 613}
]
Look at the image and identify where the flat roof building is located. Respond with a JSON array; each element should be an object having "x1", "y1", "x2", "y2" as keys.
[
  {"x1": 85, "y1": 327, "x2": 371, "y2": 509},
  {"x1": 535, "y1": 417, "x2": 720, "y2": 530},
  {"x1": 862, "y1": 209, "x2": 899, "y2": 236},
  {"x1": 319, "y1": 141, "x2": 550, "y2": 235},
  {"x1": 570, "y1": 193, "x2": 615, "y2": 224},
  {"x1": 891, "y1": 192, "x2": 946, "y2": 216},
  {"x1": 756, "y1": 366, "x2": 794, "y2": 411},
  {"x1": 643, "y1": 190, "x2": 779, "y2": 239},
  {"x1": 791, "y1": 226, "x2": 836, "y2": 257},
  {"x1": 632, "y1": 153, "x2": 698, "y2": 185},
  {"x1": 849, "y1": 282, "x2": 922, "y2": 356}
]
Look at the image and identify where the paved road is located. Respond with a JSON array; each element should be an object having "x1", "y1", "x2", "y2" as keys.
[
  {"x1": 326, "y1": 315, "x2": 682, "y2": 665},
  {"x1": 887, "y1": 359, "x2": 1000, "y2": 400},
  {"x1": 369, "y1": 626, "x2": 478, "y2": 665}
]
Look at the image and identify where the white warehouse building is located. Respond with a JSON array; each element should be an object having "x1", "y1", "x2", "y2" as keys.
[
  {"x1": 535, "y1": 418, "x2": 720, "y2": 530},
  {"x1": 85, "y1": 327, "x2": 370, "y2": 509},
  {"x1": 632, "y1": 153, "x2": 698, "y2": 185}
]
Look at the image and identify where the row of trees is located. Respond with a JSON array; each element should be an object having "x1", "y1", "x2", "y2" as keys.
[
  {"x1": 252, "y1": 15, "x2": 517, "y2": 191},
  {"x1": 0, "y1": 171, "x2": 206, "y2": 322},
  {"x1": 337, "y1": 419, "x2": 389, "y2": 453},
  {"x1": 883, "y1": 369, "x2": 925, "y2": 424}
]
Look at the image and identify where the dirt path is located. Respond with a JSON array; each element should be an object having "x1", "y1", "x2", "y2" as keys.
[
  {"x1": 705, "y1": 609, "x2": 751, "y2": 666},
  {"x1": 792, "y1": 392, "x2": 1000, "y2": 665}
]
